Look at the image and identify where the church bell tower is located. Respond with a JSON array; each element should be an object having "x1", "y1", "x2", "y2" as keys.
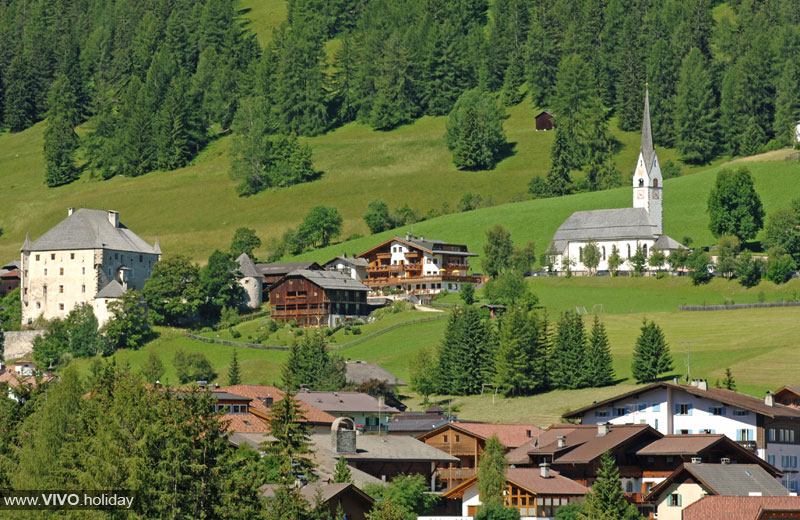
[{"x1": 632, "y1": 87, "x2": 663, "y2": 235}]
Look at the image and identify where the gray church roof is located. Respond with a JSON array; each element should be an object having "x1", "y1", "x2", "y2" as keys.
[
  {"x1": 24, "y1": 209, "x2": 159, "y2": 254},
  {"x1": 653, "y1": 235, "x2": 686, "y2": 250},
  {"x1": 550, "y1": 208, "x2": 659, "y2": 252},
  {"x1": 641, "y1": 87, "x2": 656, "y2": 173},
  {"x1": 235, "y1": 253, "x2": 262, "y2": 278},
  {"x1": 95, "y1": 280, "x2": 125, "y2": 299},
  {"x1": 284, "y1": 269, "x2": 370, "y2": 291}
]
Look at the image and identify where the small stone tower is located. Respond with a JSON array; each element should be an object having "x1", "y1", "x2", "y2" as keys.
[
  {"x1": 331, "y1": 417, "x2": 357, "y2": 454},
  {"x1": 632, "y1": 87, "x2": 663, "y2": 235}
]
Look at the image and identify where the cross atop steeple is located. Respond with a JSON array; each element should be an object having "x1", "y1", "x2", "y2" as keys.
[{"x1": 641, "y1": 86, "x2": 655, "y2": 173}]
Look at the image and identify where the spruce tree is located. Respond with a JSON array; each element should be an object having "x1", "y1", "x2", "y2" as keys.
[
  {"x1": 264, "y1": 383, "x2": 316, "y2": 483},
  {"x1": 584, "y1": 316, "x2": 614, "y2": 387},
  {"x1": 582, "y1": 451, "x2": 642, "y2": 520},
  {"x1": 331, "y1": 36, "x2": 361, "y2": 124},
  {"x1": 370, "y1": 32, "x2": 418, "y2": 130},
  {"x1": 550, "y1": 313, "x2": 588, "y2": 390},
  {"x1": 500, "y1": 49, "x2": 525, "y2": 107},
  {"x1": 445, "y1": 88, "x2": 507, "y2": 170},
  {"x1": 43, "y1": 76, "x2": 81, "y2": 188},
  {"x1": 773, "y1": 59, "x2": 800, "y2": 146},
  {"x1": 675, "y1": 48, "x2": 718, "y2": 164},
  {"x1": 228, "y1": 349, "x2": 241, "y2": 386},
  {"x1": 631, "y1": 319, "x2": 673, "y2": 384},
  {"x1": 546, "y1": 126, "x2": 574, "y2": 196},
  {"x1": 437, "y1": 307, "x2": 493, "y2": 395},
  {"x1": 477, "y1": 435, "x2": 507, "y2": 509},
  {"x1": 421, "y1": 20, "x2": 467, "y2": 116},
  {"x1": 118, "y1": 76, "x2": 155, "y2": 177},
  {"x1": 155, "y1": 78, "x2": 199, "y2": 171},
  {"x1": 719, "y1": 63, "x2": 747, "y2": 156},
  {"x1": 646, "y1": 39, "x2": 679, "y2": 147},
  {"x1": 141, "y1": 348, "x2": 165, "y2": 384},
  {"x1": 614, "y1": 14, "x2": 644, "y2": 132},
  {"x1": 3, "y1": 53, "x2": 36, "y2": 132},
  {"x1": 525, "y1": 4, "x2": 559, "y2": 109},
  {"x1": 494, "y1": 308, "x2": 546, "y2": 397},
  {"x1": 332, "y1": 456, "x2": 352, "y2": 484}
]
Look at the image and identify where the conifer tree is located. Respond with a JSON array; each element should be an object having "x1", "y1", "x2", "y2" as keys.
[
  {"x1": 631, "y1": 319, "x2": 673, "y2": 384},
  {"x1": 264, "y1": 382, "x2": 316, "y2": 483},
  {"x1": 719, "y1": 63, "x2": 747, "y2": 156},
  {"x1": 421, "y1": 20, "x2": 467, "y2": 116},
  {"x1": 494, "y1": 308, "x2": 546, "y2": 396},
  {"x1": 43, "y1": 75, "x2": 81, "y2": 187},
  {"x1": 332, "y1": 456, "x2": 352, "y2": 484},
  {"x1": 477, "y1": 435, "x2": 507, "y2": 509},
  {"x1": 550, "y1": 313, "x2": 588, "y2": 390},
  {"x1": 445, "y1": 88, "x2": 507, "y2": 170},
  {"x1": 118, "y1": 76, "x2": 155, "y2": 177},
  {"x1": 284, "y1": 332, "x2": 346, "y2": 391},
  {"x1": 141, "y1": 348, "x2": 165, "y2": 384},
  {"x1": 773, "y1": 59, "x2": 800, "y2": 146},
  {"x1": 409, "y1": 347, "x2": 437, "y2": 405},
  {"x1": 584, "y1": 316, "x2": 614, "y2": 387},
  {"x1": 546, "y1": 126, "x2": 574, "y2": 196},
  {"x1": 155, "y1": 77, "x2": 201, "y2": 171},
  {"x1": 437, "y1": 307, "x2": 494, "y2": 395},
  {"x1": 582, "y1": 451, "x2": 642, "y2": 520},
  {"x1": 525, "y1": 4, "x2": 559, "y2": 109},
  {"x1": 500, "y1": 49, "x2": 525, "y2": 107},
  {"x1": 675, "y1": 48, "x2": 718, "y2": 164},
  {"x1": 3, "y1": 53, "x2": 36, "y2": 132},
  {"x1": 331, "y1": 36, "x2": 361, "y2": 124},
  {"x1": 228, "y1": 349, "x2": 241, "y2": 386},
  {"x1": 614, "y1": 14, "x2": 645, "y2": 132},
  {"x1": 370, "y1": 32, "x2": 418, "y2": 130}
]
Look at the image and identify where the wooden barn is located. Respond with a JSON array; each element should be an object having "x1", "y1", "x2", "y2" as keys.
[
  {"x1": 535, "y1": 110, "x2": 554, "y2": 131},
  {"x1": 269, "y1": 269, "x2": 370, "y2": 327}
]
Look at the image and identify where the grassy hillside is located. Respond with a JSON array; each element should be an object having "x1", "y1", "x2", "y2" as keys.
[
  {"x1": 67, "y1": 303, "x2": 800, "y2": 425},
  {"x1": 295, "y1": 159, "x2": 800, "y2": 266},
  {"x1": 0, "y1": 91, "x2": 729, "y2": 265}
]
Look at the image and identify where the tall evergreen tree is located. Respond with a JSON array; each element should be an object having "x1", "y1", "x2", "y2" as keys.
[
  {"x1": 43, "y1": 75, "x2": 80, "y2": 187},
  {"x1": 332, "y1": 456, "x2": 352, "y2": 484},
  {"x1": 264, "y1": 383, "x2": 316, "y2": 483},
  {"x1": 493, "y1": 308, "x2": 546, "y2": 396},
  {"x1": 525, "y1": 4, "x2": 559, "y2": 109},
  {"x1": 118, "y1": 76, "x2": 156, "y2": 177},
  {"x1": 550, "y1": 313, "x2": 588, "y2": 390},
  {"x1": 421, "y1": 20, "x2": 467, "y2": 116},
  {"x1": 773, "y1": 59, "x2": 800, "y2": 146},
  {"x1": 584, "y1": 316, "x2": 615, "y2": 387},
  {"x1": 3, "y1": 53, "x2": 36, "y2": 132},
  {"x1": 477, "y1": 435, "x2": 507, "y2": 509},
  {"x1": 445, "y1": 88, "x2": 507, "y2": 170},
  {"x1": 284, "y1": 332, "x2": 346, "y2": 391},
  {"x1": 582, "y1": 451, "x2": 642, "y2": 520},
  {"x1": 370, "y1": 32, "x2": 418, "y2": 130},
  {"x1": 228, "y1": 349, "x2": 241, "y2": 386},
  {"x1": 437, "y1": 307, "x2": 494, "y2": 395},
  {"x1": 674, "y1": 48, "x2": 718, "y2": 164},
  {"x1": 614, "y1": 10, "x2": 645, "y2": 131},
  {"x1": 331, "y1": 36, "x2": 361, "y2": 124},
  {"x1": 546, "y1": 126, "x2": 575, "y2": 196},
  {"x1": 631, "y1": 319, "x2": 673, "y2": 384},
  {"x1": 500, "y1": 49, "x2": 525, "y2": 107},
  {"x1": 646, "y1": 39, "x2": 679, "y2": 147}
]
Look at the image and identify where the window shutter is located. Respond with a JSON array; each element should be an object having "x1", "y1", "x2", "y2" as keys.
[
  {"x1": 708, "y1": 407, "x2": 714, "y2": 414},
  {"x1": 677, "y1": 495, "x2": 682, "y2": 507},
  {"x1": 749, "y1": 429, "x2": 755, "y2": 441},
  {"x1": 687, "y1": 404, "x2": 693, "y2": 416},
  {"x1": 675, "y1": 404, "x2": 680, "y2": 415},
  {"x1": 721, "y1": 407, "x2": 726, "y2": 416},
  {"x1": 687, "y1": 430, "x2": 693, "y2": 434}
]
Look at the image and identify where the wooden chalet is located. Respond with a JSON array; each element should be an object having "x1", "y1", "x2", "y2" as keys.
[
  {"x1": 535, "y1": 110, "x2": 554, "y2": 130},
  {"x1": 255, "y1": 261, "x2": 321, "y2": 298},
  {"x1": 417, "y1": 421, "x2": 543, "y2": 490},
  {"x1": 269, "y1": 269, "x2": 369, "y2": 327},
  {"x1": 774, "y1": 386, "x2": 800, "y2": 408},
  {"x1": 437, "y1": 466, "x2": 587, "y2": 518},
  {"x1": 357, "y1": 233, "x2": 478, "y2": 296}
]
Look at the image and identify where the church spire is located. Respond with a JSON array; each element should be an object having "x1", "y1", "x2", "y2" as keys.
[{"x1": 641, "y1": 86, "x2": 655, "y2": 171}]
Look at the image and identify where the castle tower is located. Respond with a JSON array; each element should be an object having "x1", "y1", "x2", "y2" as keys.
[{"x1": 632, "y1": 87, "x2": 663, "y2": 235}]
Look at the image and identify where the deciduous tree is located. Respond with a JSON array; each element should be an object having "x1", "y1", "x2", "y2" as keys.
[{"x1": 707, "y1": 167, "x2": 765, "y2": 241}]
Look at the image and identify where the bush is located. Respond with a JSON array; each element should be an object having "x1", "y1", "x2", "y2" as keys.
[
  {"x1": 350, "y1": 326, "x2": 362, "y2": 335},
  {"x1": 661, "y1": 159, "x2": 682, "y2": 179},
  {"x1": 230, "y1": 328, "x2": 242, "y2": 339},
  {"x1": 266, "y1": 319, "x2": 279, "y2": 333}
]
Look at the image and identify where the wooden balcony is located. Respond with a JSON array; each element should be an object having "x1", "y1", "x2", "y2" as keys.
[
  {"x1": 436, "y1": 467, "x2": 477, "y2": 482},
  {"x1": 624, "y1": 492, "x2": 646, "y2": 504},
  {"x1": 737, "y1": 440, "x2": 757, "y2": 452}
]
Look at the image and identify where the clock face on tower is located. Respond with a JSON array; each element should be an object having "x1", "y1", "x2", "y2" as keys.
[
  {"x1": 637, "y1": 190, "x2": 645, "y2": 200},
  {"x1": 653, "y1": 191, "x2": 660, "y2": 200}
]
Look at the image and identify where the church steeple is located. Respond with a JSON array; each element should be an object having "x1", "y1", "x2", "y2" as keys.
[{"x1": 641, "y1": 86, "x2": 656, "y2": 173}]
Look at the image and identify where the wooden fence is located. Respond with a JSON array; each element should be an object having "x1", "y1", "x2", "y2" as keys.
[{"x1": 679, "y1": 301, "x2": 800, "y2": 311}]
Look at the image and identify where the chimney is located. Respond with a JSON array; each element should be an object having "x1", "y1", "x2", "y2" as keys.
[
  {"x1": 690, "y1": 379, "x2": 699, "y2": 387},
  {"x1": 598, "y1": 423, "x2": 610, "y2": 437},
  {"x1": 720, "y1": 457, "x2": 731, "y2": 465},
  {"x1": 68, "y1": 207, "x2": 74, "y2": 216},
  {"x1": 698, "y1": 380, "x2": 708, "y2": 391},
  {"x1": 691, "y1": 457, "x2": 702, "y2": 464},
  {"x1": 108, "y1": 210, "x2": 119, "y2": 228},
  {"x1": 765, "y1": 391, "x2": 775, "y2": 407},
  {"x1": 673, "y1": 377, "x2": 678, "y2": 384},
  {"x1": 331, "y1": 418, "x2": 357, "y2": 454},
  {"x1": 539, "y1": 463, "x2": 551, "y2": 479},
  {"x1": 406, "y1": 232, "x2": 412, "y2": 240},
  {"x1": 557, "y1": 435, "x2": 566, "y2": 448}
]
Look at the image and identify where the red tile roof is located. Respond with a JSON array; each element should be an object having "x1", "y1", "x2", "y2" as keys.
[
  {"x1": 220, "y1": 413, "x2": 272, "y2": 434},
  {"x1": 0, "y1": 370, "x2": 54, "y2": 388},
  {"x1": 445, "y1": 422, "x2": 544, "y2": 448},
  {"x1": 682, "y1": 496, "x2": 800, "y2": 520},
  {"x1": 220, "y1": 384, "x2": 336, "y2": 425},
  {"x1": 443, "y1": 466, "x2": 588, "y2": 499}
]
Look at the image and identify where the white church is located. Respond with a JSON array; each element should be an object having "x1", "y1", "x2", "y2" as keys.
[{"x1": 548, "y1": 89, "x2": 686, "y2": 274}]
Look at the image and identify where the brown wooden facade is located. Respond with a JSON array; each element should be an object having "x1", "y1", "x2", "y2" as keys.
[
  {"x1": 535, "y1": 110, "x2": 554, "y2": 130},
  {"x1": 269, "y1": 273, "x2": 368, "y2": 327}
]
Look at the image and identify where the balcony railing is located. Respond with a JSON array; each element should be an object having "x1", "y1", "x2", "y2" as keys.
[
  {"x1": 737, "y1": 440, "x2": 757, "y2": 451},
  {"x1": 436, "y1": 467, "x2": 477, "y2": 481}
]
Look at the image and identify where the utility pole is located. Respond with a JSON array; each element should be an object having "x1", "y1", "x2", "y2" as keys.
[{"x1": 680, "y1": 341, "x2": 691, "y2": 383}]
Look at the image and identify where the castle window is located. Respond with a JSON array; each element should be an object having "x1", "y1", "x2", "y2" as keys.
[
  {"x1": 114, "y1": 253, "x2": 118, "y2": 260},
  {"x1": 653, "y1": 179, "x2": 659, "y2": 187},
  {"x1": 139, "y1": 255, "x2": 143, "y2": 262},
  {"x1": 35, "y1": 255, "x2": 40, "y2": 261},
  {"x1": 70, "y1": 253, "x2": 75, "y2": 260},
  {"x1": 59, "y1": 267, "x2": 64, "y2": 276},
  {"x1": 43, "y1": 268, "x2": 48, "y2": 276},
  {"x1": 82, "y1": 267, "x2": 86, "y2": 275},
  {"x1": 36, "y1": 302, "x2": 40, "y2": 309},
  {"x1": 51, "y1": 254, "x2": 56, "y2": 260},
  {"x1": 58, "y1": 285, "x2": 64, "y2": 294},
  {"x1": 58, "y1": 303, "x2": 64, "y2": 311},
  {"x1": 81, "y1": 285, "x2": 85, "y2": 293},
  {"x1": 638, "y1": 179, "x2": 644, "y2": 187}
]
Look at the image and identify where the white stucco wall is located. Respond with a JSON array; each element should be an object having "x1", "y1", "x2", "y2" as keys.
[{"x1": 240, "y1": 276, "x2": 262, "y2": 309}]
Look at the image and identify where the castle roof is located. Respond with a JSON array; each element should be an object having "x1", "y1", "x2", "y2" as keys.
[
  {"x1": 549, "y1": 208, "x2": 659, "y2": 253},
  {"x1": 24, "y1": 209, "x2": 159, "y2": 254},
  {"x1": 95, "y1": 280, "x2": 125, "y2": 299},
  {"x1": 235, "y1": 253, "x2": 262, "y2": 278}
]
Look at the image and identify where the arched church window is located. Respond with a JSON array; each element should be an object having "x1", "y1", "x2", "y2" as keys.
[
  {"x1": 653, "y1": 179, "x2": 659, "y2": 187},
  {"x1": 602, "y1": 246, "x2": 606, "y2": 260},
  {"x1": 627, "y1": 244, "x2": 631, "y2": 258},
  {"x1": 638, "y1": 178, "x2": 644, "y2": 187},
  {"x1": 579, "y1": 247, "x2": 583, "y2": 260},
  {"x1": 643, "y1": 244, "x2": 648, "y2": 257}
]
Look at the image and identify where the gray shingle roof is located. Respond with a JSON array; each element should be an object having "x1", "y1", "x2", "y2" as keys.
[
  {"x1": 95, "y1": 280, "x2": 125, "y2": 299},
  {"x1": 255, "y1": 262, "x2": 321, "y2": 276},
  {"x1": 25, "y1": 209, "x2": 159, "y2": 254},
  {"x1": 236, "y1": 253, "x2": 262, "y2": 278},
  {"x1": 297, "y1": 391, "x2": 399, "y2": 414},
  {"x1": 653, "y1": 235, "x2": 687, "y2": 250},
  {"x1": 686, "y1": 463, "x2": 790, "y2": 496},
  {"x1": 345, "y1": 361, "x2": 407, "y2": 386},
  {"x1": 403, "y1": 236, "x2": 476, "y2": 256},
  {"x1": 287, "y1": 270, "x2": 369, "y2": 292},
  {"x1": 310, "y1": 433, "x2": 459, "y2": 463},
  {"x1": 324, "y1": 256, "x2": 369, "y2": 268},
  {"x1": 550, "y1": 208, "x2": 658, "y2": 252}
]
